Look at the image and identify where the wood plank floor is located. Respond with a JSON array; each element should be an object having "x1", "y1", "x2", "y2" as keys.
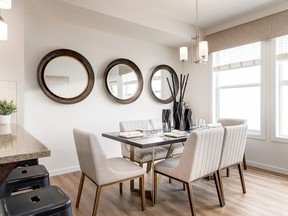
[{"x1": 50, "y1": 166, "x2": 288, "y2": 216}]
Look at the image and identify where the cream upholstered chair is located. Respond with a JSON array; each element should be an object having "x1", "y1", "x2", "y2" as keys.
[
  {"x1": 73, "y1": 128, "x2": 146, "y2": 216},
  {"x1": 154, "y1": 128, "x2": 225, "y2": 216},
  {"x1": 149, "y1": 119, "x2": 184, "y2": 156},
  {"x1": 120, "y1": 120, "x2": 168, "y2": 173},
  {"x1": 217, "y1": 118, "x2": 248, "y2": 176},
  {"x1": 216, "y1": 123, "x2": 248, "y2": 205}
]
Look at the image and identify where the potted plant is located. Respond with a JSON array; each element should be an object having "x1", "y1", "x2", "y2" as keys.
[{"x1": 0, "y1": 99, "x2": 17, "y2": 124}]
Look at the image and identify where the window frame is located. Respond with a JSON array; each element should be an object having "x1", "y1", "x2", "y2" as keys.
[{"x1": 212, "y1": 42, "x2": 266, "y2": 140}]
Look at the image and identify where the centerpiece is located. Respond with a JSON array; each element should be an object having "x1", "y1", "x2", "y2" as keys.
[{"x1": 166, "y1": 74, "x2": 189, "y2": 131}]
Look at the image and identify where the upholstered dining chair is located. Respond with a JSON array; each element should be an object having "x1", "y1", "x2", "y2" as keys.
[
  {"x1": 149, "y1": 119, "x2": 184, "y2": 156},
  {"x1": 216, "y1": 124, "x2": 248, "y2": 205},
  {"x1": 73, "y1": 128, "x2": 146, "y2": 216},
  {"x1": 217, "y1": 118, "x2": 248, "y2": 176},
  {"x1": 153, "y1": 128, "x2": 225, "y2": 216},
  {"x1": 120, "y1": 120, "x2": 168, "y2": 173}
]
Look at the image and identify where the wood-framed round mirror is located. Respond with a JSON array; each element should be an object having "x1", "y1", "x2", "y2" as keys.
[
  {"x1": 37, "y1": 49, "x2": 95, "y2": 104},
  {"x1": 104, "y1": 58, "x2": 143, "y2": 104},
  {"x1": 150, "y1": 64, "x2": 179, "y2": 104}
]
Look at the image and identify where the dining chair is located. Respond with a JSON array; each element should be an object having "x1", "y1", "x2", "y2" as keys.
[
  {"x1": 217, "y1": 118, "x2": 248, "y2": 176},
  {"x1": 120, "y1": 120, "x2": 168, "y2": 173},
  {"x1": 216, "y1": 124, "x2": 248, "y2": 205},
  {"x1": 154, "y1": 128, "x2": 225, "y2": 216},
  {"x1": 73, "y1": 128, "x2": 146, "y2": 216},
  {"x1": 149, "y1": 119, "x2": 184, "y2": 156}
]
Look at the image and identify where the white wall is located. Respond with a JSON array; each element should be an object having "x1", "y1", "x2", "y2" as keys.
[{"x1": 23, "y1": 4, "x2": 181, "y2": 175}]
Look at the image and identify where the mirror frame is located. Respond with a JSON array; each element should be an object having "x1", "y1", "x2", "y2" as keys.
[
  {"x1": 37, "y1": 49, "x2": 95, "y2": 104},
  {"x1": 104, "y1": 58, "x2": 143, "y2": 104},
  {"x1": 149, "y1": 64, "x2": 179, "y2": 104}
]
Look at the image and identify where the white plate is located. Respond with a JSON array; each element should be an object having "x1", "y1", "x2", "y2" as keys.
[
  {"x1": 163, "y1": 131, "x2": 188, "y2": 138},
  {"x1": 119, "y1": 131, "x2": 145, "y2": 138}
]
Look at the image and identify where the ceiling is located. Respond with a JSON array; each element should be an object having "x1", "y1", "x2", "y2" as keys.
[{"x1": 31, "y1": 0, "x2": 288, "y2": 47}]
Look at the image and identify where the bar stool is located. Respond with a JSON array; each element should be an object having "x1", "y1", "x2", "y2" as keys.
[
  {"x1": 0, "y1": 165, "x2": 50, "y2": 198},
  {"x1": 0, "y1": 186, "x2": 72, "y2": 216}
]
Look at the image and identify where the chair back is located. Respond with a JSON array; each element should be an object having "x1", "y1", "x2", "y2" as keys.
[
  {"x1": 176, "y1": 128, "x2": 225, "y2": 182},
  {"x1": 73, "y1": 128, "x2": 107, "y2": 184},
  {"x1": 119, "y1": 120, "x2": 151, "y2": 154},
  {"x1": 219, "y1": 124, "x2": 248, "y2": 169},
  {"x1": 218, "y1": 118, "x2": 247, "y2": 126}
]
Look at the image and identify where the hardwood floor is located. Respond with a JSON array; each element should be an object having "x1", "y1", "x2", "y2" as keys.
[{"x1": 50, "y1": 166, "x2": 288, "y2": 216}]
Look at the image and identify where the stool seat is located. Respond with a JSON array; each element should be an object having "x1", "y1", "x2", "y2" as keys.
[
  {"x1": 0, "y1": 165, "x2": 50, "y2": 198},
  {"x1": 0, "y1": 186, "x2": 72, "y2": 216}
]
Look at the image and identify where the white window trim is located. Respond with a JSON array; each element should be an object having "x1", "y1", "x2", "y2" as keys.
[
  {"x1": 271, "y1": 38, "x2": 288, "y2": 144},
  {"x1": 211, "y1": 42, "x2": 266, "y2": 140}
]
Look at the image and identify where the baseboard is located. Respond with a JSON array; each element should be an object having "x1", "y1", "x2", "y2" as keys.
[
  {"x1": 247, "y1": 160, "x2": 288, "y2": 175},
  {"x1": 49, "y1": 165, "x2": 80, "y2": 177}
]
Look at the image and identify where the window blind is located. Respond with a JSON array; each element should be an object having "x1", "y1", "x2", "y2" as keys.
[{"x1": 206, "y1": 10, "x2": 288, "y2": 53}]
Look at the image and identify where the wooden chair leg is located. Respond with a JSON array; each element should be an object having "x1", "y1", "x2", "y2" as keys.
[
  {"x1": 153, "y1": 172, "x2": 158, "y2": 205},
  {"x1": 213, "y1": 172, "x2": 224, "y2": 207},
  {"x1": 76, "y1": 172, "x2": 85, "y2": 208},
  {"x1": 226, "y1": 168, "x2": 230, "y2": 177},
  {"x1": 92, "y1": 185, "x2": 102, "y2": 216},
  {"x1": 186, "y1": 182, "x2": 196, "y2": 216},
  {"x1": 119, "y1": 182, "x2": 123, "y2": 195},
  {"x1": 238, "y1": 163, "x2": 246, "y2": 194},
  {"x1": 216, "y1": 170, "x2": 225, "y2": 206},
  {"x1": 140, "y1": 175, "x2": 146, "y2": 211},
  {"x1": 243, "y1": 154, "x2": 247, "y2": 170}
]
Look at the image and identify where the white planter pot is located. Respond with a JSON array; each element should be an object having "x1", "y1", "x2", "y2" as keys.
[{"x1": 0, "y1": 115, "x2": 11, "y2": 125}]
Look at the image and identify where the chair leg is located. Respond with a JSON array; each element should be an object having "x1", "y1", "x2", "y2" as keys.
[
  {"x1": 140, "y1": 175, "x2": 146, "y2": 211},
  {"x1": 92, "y1": 185, "x2": 102, "y2": 216},
  {"x1": 146, "y1": 162, "x2": 152, "y2": 173},
  {"x1": 186, "y1": 182, "x2": 196, "y2": 216},
  {"x1": 238, "y1": 163, "x2": 246, "y2": 194},
  {"x1": 213, "y1": 172, "x2": 224, "y2": 207},
  {"x1": 226, "y1": 168, "x2": 230, "y2": 177},
  {"x1": 153, "y1": 172, "x2": 158, "y2": 205},
  {"x1": 76, "y1": 172, "x2": 85, "y2": 208},
  {"x1": 216, "y1": 170, "x2": 225, "y2": 206},
  {"x1": 243, "y1": 154, "x2": 247, "y2": 170},
  {"x1": 119, "y1": 182, "x2": 123, "y2": 195}
]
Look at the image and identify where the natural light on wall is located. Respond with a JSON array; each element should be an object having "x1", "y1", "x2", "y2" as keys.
[{"x1": 212, "y1": 42, "x2": 262, "y2": 136}]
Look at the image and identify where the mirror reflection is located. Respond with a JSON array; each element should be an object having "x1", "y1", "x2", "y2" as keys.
[
  {"x1": 107, "y1": 64, "x2": 138, "y2": 100},
  {"x1": 37, "y1": 49, "x2": 95, "y2": 104},
  {"x1": 104, "y1": 59, "x2": 143, "y2": 104},
  {"x1": 150, "y1": 65, "x2": 179, "y2": 104},
  {"x1": 44, "y1": 56, "x2": 88, "y2": 98}
]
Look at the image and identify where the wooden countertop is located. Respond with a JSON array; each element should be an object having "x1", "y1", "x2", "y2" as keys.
[{"x1": 0, "y1": 124, "x2": 50, "y2": 164}]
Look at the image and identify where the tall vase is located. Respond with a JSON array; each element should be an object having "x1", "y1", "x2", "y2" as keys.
[
  {"x1": 162, "y1": 109, "x2": 171, "y2": 132},
  {"x1": 184, "y1": 108, "x2": 193, "y2": 131},
  {"x1": 173, "y1": 101, "x2": 185, "y2": 131}
]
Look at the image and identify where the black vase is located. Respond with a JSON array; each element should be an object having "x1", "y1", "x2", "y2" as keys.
[
  {"x1": 162, "y1": 109, "x2": 171, "y2": 132},
  {"x1": 184, "y1": 108, "x2": 193, "y2": 131},
  {"x1": 173, "y1": 101, "x2": 185, "y2": 131}
]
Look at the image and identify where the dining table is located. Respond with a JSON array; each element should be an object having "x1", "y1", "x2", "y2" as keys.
[
  {"x1": 0, "y1": 124, "x2": 51, "y2": 183},
  {"x1": 102, "y1": 130, "x2": 189, "y2": 205}
]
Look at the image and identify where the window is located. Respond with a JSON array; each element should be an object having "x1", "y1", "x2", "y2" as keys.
[
  {"x1": 275, "y1": 35, "x2": 288, "y2": 139},
  {"x1": 212, "y1": 42, "x2": 263, "y2": 137}
]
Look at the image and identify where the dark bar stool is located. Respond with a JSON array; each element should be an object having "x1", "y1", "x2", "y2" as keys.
[
  {"x1": 16, "y1": 159, "x2": 39, "y2": 168},
  {"x1": 0, "y1": 186, "x2": 72, "y2": 216},
  {"x1": 0, "y1": 165, "x2": 50, "y2": 198}
]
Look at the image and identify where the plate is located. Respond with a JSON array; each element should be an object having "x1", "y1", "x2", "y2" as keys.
[
  {"x1": 119, "y1": 131, "x2": 145, "y2": 138},
  {"x1": 163, "y1": 131, "x2": 188, "y2": 138}
]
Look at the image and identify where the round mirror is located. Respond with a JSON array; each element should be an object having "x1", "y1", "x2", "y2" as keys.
[
  {"x1": 37, "y1": 49, "x2": 94, "y2": 104},
  {"x1": 150, "y1": 65, "x2": 179, "y2": 104},
  {"x1": 104, "y1": 58, "x2": 143, "y2": 104}
]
